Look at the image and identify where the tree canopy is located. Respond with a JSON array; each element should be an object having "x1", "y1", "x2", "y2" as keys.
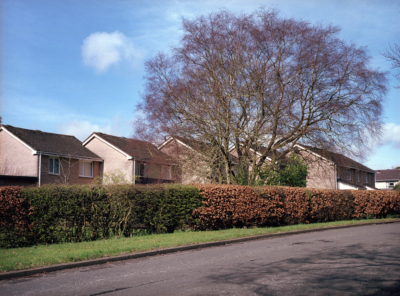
[
  {"x1": 381, "y1": 43, "x2": 400, "y2": 88},
  {"x1": 136, "y1": 8, "x2": 387, "y2": 184}
]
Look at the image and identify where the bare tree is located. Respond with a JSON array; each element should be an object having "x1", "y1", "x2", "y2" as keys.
[
  {"x1": 381, "y1": 43, "x2": 400, "y2": 88},
  {"x1": 135, "y1": 8, "x2": 387, "y2": 184}
]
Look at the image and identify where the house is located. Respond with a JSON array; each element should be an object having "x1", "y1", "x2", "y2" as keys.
[
  {"x1": 83, "y1": 132, "x2": 175, "y2": 184},
  {"x1": 294, "y1": 144, "x2": 376, "y2": 190},
  {"x1": 0, "y1": 125, "x2": 103, "y2": 186},
  {"x1": 158, "y1": 136, "x2": 212, "y2": 184},
  {"x1": 375, "y1": 169, "x2": 400, "y2": 190}
]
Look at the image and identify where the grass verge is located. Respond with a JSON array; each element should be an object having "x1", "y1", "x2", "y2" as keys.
[{"x1": 1, "y1": 218, "x2": 398, "y2": 273}]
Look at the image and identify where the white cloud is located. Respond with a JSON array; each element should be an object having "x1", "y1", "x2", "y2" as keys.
[
  {"x1": 58, "y1": 114, "x2": 132, "y2": 141},
  {"x1": 381, "y1": 123, "x2": 400, "y2": 149},
  {"x1": 81, "y1": 31, "x2": 143, "y2": 73},
  {"x1": 58, "y1": 120, "x2": 113, "y2": 141}
]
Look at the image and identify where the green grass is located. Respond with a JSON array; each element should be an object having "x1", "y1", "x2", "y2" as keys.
[{"x1": 1, "y1": 217, "x2": 398, "y2": 273}]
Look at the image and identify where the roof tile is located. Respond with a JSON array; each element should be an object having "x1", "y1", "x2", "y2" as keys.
[
  {"x1": 92, "y1": 132, "x2": 174, "y2": 163},
  {"x1": 2, "y1": 125, "x2": 101, "y2": 159}
]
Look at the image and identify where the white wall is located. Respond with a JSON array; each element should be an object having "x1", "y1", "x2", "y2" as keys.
[
  {"x1": 376, "y1": 180, "x2": 399, "y2": 190},
  {"x1": 84, "y1": 137, "x2": 133, "y2": 183},
  {"x1": 0, "y1": 129, "x2": 38, "y2": 177}
]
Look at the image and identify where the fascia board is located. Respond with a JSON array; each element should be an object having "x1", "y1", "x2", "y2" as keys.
[
  {"x1": 175, "y1": 139, "x2": 198, "y2": 153},
  {"x1": 294, "y1": 144, "x2": 331, "y2": 163},
  {"x1": 159, "y1": 136, "x2": 201, "y2": 156},
  {"x1": 249, "y1": 147, "x2": 272, "y2": 161},
  {"x1": 336, "y1": 165, "x2": 375, "y2": 173},
  {"x1": 157, "y1": 137, "x2": 173, "y2": 149},
  {"x1": 83, "y1": 134, "x2": 132, "y2": 160},
  {"x1": 294, "y1": 144, "x2": 373, "y2": 173},
  {"x1": 40, "y1": 152, "x2": 103, "y2": 162},
  {"x1": 376, "y1": 179, "x2": 399, "y2": 182},
  {"x1": 1, "y1": 126, "x2": 37, "y2": 154},
  {"x1": 81, "y1": 133, "x2": 95, "y2": 146}
]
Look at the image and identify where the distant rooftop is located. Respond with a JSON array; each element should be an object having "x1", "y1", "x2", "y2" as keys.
[{"x1": 375, "y1": 169, "x2": 400, "y2": 181}]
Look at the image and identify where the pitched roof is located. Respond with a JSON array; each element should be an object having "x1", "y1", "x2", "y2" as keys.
[
  {"x1": 172, "y1": 136, "x2": 214, "y2": 154},
  {"x1": 159, "y1": 136, "x2": 240, "y2": 162},
  {"x1": 295, "y1": 143, "x2": 374, "y2": 173},
  {"x1": 375, "y1": 169, "x2": 400, "y2": 181},
  {"x1": 86, "y1": 132, "x2": 174, "y2": 163},
  {"x1": 1, "y1": 125, "x2": 102, "y2": 160}
]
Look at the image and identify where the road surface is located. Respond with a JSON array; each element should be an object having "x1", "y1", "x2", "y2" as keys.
[{"x1": 1, "y1": 223, "x2": 399, "y2": 295}]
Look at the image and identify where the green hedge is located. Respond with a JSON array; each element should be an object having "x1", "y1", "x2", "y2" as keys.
[{"x1": 0, "y1": 184, "x2": 203, "y2": 248}]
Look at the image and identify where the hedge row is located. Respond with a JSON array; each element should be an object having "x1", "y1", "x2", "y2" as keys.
[
  {"x1": 193, "y1": 185, "x2": 400, "y2": 230},
  {"x1": 1, "y1": 184, "x2": 399, "y2": 248},
  {"x1": 0, "y1": 185, "x2": 203, "y2": 248}
]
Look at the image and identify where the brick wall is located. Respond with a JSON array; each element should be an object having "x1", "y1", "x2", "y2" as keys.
[
  {"x1": 337, "y1": 166, "x2": 375, "y2": 188},
  {"x1": 40, "y1": 155, "x2": 101, "y2": 185}
]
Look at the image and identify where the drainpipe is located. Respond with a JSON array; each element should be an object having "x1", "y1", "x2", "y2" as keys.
[
  {"x1": 38, "y1": 152, "x2": 42, "y2": 187},
  {"x1": 334, "y1": 164, "x2": 338, "y2": 190},
  {"x1": 373, "y1": 172, "x2": 375, "y2": 188},
  {"x1": 133, "y1": 159, "x2": 136, "y2": 184}
]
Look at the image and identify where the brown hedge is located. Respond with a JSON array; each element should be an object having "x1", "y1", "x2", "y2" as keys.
[
  {"x1": 353, "y1": 190, "x2": 400, "y2": 218},
  {"x1": 192, "y1": 185, "x2": 271, "y2": 229},
  {"x1": 193, "y1": 184, "x2": 400, "y2": 230},
  {"x1": 309, "y1": 189, "x2": 354, "y2": 222},
  {"x1": 0, "y1": 186, "x2": 33, "y2": 247}
]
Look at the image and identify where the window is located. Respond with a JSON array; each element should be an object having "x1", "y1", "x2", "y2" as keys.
[
  {"x1": 389, "y1": 182, "x2": 394, "y2": 188},
  {"x1": 365, "y1": 173, "x2": 368, "y2": 184},
  {"x1": 139, "y1": 163, "x2": 147, "y2": 177},
  {"x1": 347, "y1": 169, "x2": 351, "y2": 180},
  {"x1": 357, "y1": 171, "x2": 360, "y2": 182},
  {"x1": 162, "y1": 165, "x2": 172, "y2": 180},
  {"x1": 79, "y1": 161, "x2": 93, "y2": 178},
  {"x1": 49, "y1": 157, "x2": 60, "y2": 175}
]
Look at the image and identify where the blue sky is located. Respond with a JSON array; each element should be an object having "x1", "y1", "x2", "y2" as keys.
[{"x1": 1, "y1": 0, "x2": 399, "y2": 169}]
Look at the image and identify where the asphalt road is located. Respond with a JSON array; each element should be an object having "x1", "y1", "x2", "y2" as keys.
[{"x1": 1, "y1": 223, "x2": 399, "y2": 296}]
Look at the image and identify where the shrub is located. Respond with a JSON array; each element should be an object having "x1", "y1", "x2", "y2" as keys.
[
  {"x1": 353, "y1": 190, "x2": 400, "y2": 219},
  {"x1": 0, "y1": 186, "x2": 32, "y2": 248},
  {"x1": 236, "y1": 154, "x2": 308, "y2": 187},
  {"x1": 1, "y1": 183, "x2": 399, "y2": 248},
  {"x1": 0, "y1": 184, "x2": 202, "y2": 248},
  {"x1": 193, "y1": 185, "x2": 267, "y2": 230},
  {"x1": 193, "y1": 185, "x2": 308, "y2": 229},
  {"x1": 309, "y1": 189, "x2": 354, "y2": 222},
  {"x1": 193, "y1": 184, "x2": 400, "y2": 230}
]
